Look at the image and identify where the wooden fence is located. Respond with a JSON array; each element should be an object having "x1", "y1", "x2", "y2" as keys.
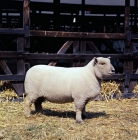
[{"x1": 0, "y1": 0, "x2": 138, "y2": 96}]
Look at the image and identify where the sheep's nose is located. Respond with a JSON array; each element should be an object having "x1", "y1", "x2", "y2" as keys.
[{"x1": 111, "y1": 69, "x2": 115, "y2": 73}]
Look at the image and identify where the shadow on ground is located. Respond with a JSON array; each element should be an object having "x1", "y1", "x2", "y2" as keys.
[{"x1": 31, "y1": 109, "x2": 109, "y2": 120}]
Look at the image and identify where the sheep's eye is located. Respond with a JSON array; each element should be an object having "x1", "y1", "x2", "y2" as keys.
[{"x1": 101, "y1": 63, "x2": 105, "y2": 65}]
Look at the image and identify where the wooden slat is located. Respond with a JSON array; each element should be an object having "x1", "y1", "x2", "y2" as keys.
[
  {"x1": 104, "y1": 74, "x2": 138, "y2": 80},
  {"x1": 131, "y1": 34, "x2": 138, "y2": 39},
  {"x1": 0, "y1": 60, "x2": 12, "y2": 75},
  {"x1": 48, "y1": 41, "x2": 73, "y2": 66},
  {"x1": 16, "y1": 37, "x2": 25, "y2": 96},
  {"x1": 0, "y1": 52, "x2": 138, "y2": 60},
  {"x1": 123, "y1": 0, "x2": 132, "y2": 92},
  {"x1": 30, "y1": 30, "x2": 126, "y2": 39},
  {"x1": 0, "y1": 75, "x2": 25, "y2": 81},
  {"x1": 0, "y1": 52, "x2": 24, "y2": 58},
  {"x1": 25, "y1": 53, "x2": 138, "y2": 60},
  {"x1": 80, "y1": 41, "x2": 86, "y2": 66},
  {"x1": 73, "y1": 41, "x2": 79, "y2": 67},
  {"x1": 0, "y1": 73, "x2": 138, "y2": 81},
  {"x1": 87, "y1": 41, "x2": 100, "y2": 54},
  {"x1": 24, "y1": 0, "x2": 30, "y2": 48},
  {"x1": 0, "y1": 28, "x2": 24, "y2": 35}
]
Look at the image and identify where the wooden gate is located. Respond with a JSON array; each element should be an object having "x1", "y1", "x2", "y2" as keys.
[{"x1": 0, "y1": 0, "x2": 138, "y2": 96}]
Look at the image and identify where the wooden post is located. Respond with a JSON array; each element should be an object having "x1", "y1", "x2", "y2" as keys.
[
  {"x1": 103, "y1": 14, "x2": 106, "y2": 33},
  {"x1": 73, "y1": 41, "x2": 79, "y2": 67},
  {"x1": 16, "y1": 37, "x2": 25, "y2": 96},
  {"x1": 80, "y1": 41, "x2": 86, "y2": 66},
  {"x1": 116, "y1": 14, "x2": 120, "y2": 33},
  {"x1": 0, "y1": 2, "x2": 2, "y2": 28},
  {"x1": 23, "y1": 0, "x2": 30, "y2": 71},
  {"x1": 124, "y1": 0, "x2": 133, "y2": 92},
  {"x1": 13, "y1": 0, "x2": 31, "y2": 96},
  {"x1": 134, "y1": 0, "x2": 138, "y2": 33},
  {"x1": 54, "y1": 0, "x2": 60, "y2": 31},
  {"x1": 24, "y1": 0, "x2": 30, "y2": 49},
  {"x1": 81, "y1": 0, "x2": 85, "y2": 32}
]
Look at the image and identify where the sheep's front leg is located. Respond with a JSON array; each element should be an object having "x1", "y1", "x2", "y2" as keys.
[
  {"x1": 76, "y1": 109, "x2": 83, "y2": 124},
  {"x1": 24, "y1": 95, "x2": 32, "y2": 117},
  {"x1": 74, "y1": 99, "x2": 86, "y2": 124}
]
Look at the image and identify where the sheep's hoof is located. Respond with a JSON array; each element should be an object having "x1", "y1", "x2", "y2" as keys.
[
  {"x1": 24, "y1": 113, "x2": 31, "y2": 117},
  {"x1": 76, "y1": 120, "x2": 83, "y2": 124}
]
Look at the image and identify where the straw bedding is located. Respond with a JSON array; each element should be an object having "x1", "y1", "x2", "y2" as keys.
[{"x1": 0, "y1": 81, "x2": 138, "y2": 140}]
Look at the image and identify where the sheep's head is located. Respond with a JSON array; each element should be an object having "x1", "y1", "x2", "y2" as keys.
[{"x1": 93, "y1": 57, "x2": 115, "y2": 79}]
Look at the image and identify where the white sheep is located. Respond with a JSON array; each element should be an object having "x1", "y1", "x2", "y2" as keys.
[{"x1": 24, "y1": 57, "x2": 115, "y2": 123}]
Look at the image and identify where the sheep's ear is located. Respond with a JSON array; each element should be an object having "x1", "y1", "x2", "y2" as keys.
[
  {"x1": 93, "y1": 57, "x2": 98, "y2": 66},
  {"x1": 108, "y1": 57, "x2": 111, "y2": 59}
]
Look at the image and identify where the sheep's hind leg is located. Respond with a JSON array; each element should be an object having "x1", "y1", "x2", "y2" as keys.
[
  {"x1": 82, "y1": 105, "x2": 88, "y2": 119},
  {"x1": 34, "y1": 97, "x2": 45, "y2": 113},
  {"x1": 24, "y1": 95, "x2": 32, "y2": 117},
  {"x1": 82, "y1": 101, "x2": 89, "y2": 119}
]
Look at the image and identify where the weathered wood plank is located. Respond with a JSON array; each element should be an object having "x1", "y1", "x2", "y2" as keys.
[
  {"x1": 72, "y1": 41, "x2": 79, "y2": 67},
  {"x1": 0, "y1": 73, "x2": 138, "y2": 81},
  {"x1": 0, "y1": 52, "x2": 24, "y2": 58},
  {"x1": 24, "y1": 0, "x2": 30, "y2": 47},
  {"x1": 131, "y1": 34, "x2": 138, "y2": 39},
  {"x1": 87, "y1": 41, "x2": 100, "y2": 54},
  {"x1": 123, "y1": 0, "x2": 133, "y2": 92},
  {"x1": 0, "y1": 75, "x2": 25, "y2": 81},
  {"x1": 0, "y1": 60, "x2": 12, "y2": 75},
  {"x1": 54, "y1": 0, "x2": 60, "y2": 30},
  {"x1": 16, "y1": 37, "x2": 25, "y2": 96},
  {"x1": 0, "y1": 28, "x2": 24, "y2": 35},
  {"x1": 30, "y1": 30, "x2": 126, "y2": 39},
  {"x1": 25, "y1": 53, "x2": 138, "y2": 60},
  {"x1": 17, "y1": 37, "x2": 24, "y2": 52},
  {"x1": 104, "y1": 74, "x2": 138, "y2": 80},
  {"x1": 48, "y1": 41, "x2": 73, "y2": 66},
  {"x1": 80, "y1": 41, "x2": 86, "y2": 66},
  {"x1": 0, "y1": 52, "x2": 138, "y2": 60}
]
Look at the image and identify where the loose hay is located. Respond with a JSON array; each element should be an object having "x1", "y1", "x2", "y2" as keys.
[
  {"x1": 0, "y1": 81, "x2": 18, "y2": 101},
  {"x1": 0, "y1": 99, "x2": 138, "y2": 140},
  {"x1": 132, "y1": 84, "x2": 138, "y2": 98},
  {"x1": 0, "y1": 81, "x2": 138, "y2": 139},
  {"x1": 100, "y1": 81, "x2": 122, "y2": 101}
]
